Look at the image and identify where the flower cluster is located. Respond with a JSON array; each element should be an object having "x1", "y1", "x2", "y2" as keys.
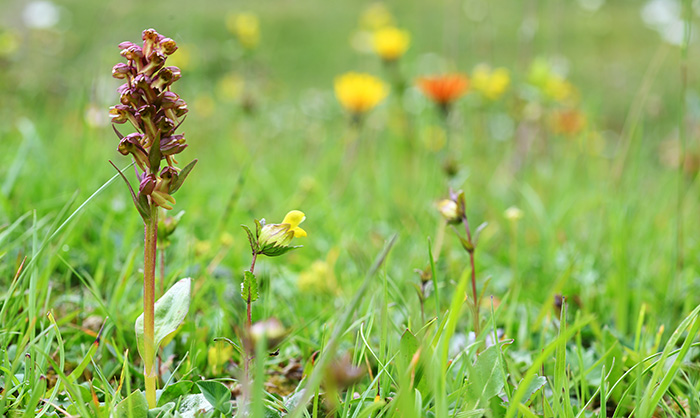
[
  {"x1": 110, "y1": 28, "x2": 196, "y2": 219},
  {"x1": 472, "y1": 64, "x2": 510, "y2": 101}
]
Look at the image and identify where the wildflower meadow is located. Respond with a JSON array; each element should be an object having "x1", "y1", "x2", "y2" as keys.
[{"x1": 2, "y1": 0, "x2": 700, "y2": 416}]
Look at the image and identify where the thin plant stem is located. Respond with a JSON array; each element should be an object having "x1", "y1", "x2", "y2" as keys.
[
  {"x1": 143, "y1": 204, "x2": 159, "y2": 409},
  {"x1": 159, "y1": 247, "x2": 165, "y2": 297},
  {"x1": 462, "y1": 214, "x2": 480, "y2": 337},
  {"x1": 244, "y1": 251, "x2": 259, "y2": 381}
]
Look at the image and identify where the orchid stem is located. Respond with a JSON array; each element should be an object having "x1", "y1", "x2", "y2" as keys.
[{"x1": 143, "y1": 204, "x2": 158, "y2": 409}]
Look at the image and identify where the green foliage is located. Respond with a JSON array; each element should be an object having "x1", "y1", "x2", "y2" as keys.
[
  {"x1": 135, "y1": 278, "x2": 192, "y2": 361},
  {"x1": 241, "y1": 270, "x2": 259, "y2": 302}
]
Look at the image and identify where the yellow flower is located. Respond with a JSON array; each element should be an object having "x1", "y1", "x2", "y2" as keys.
[
  {"x1": 544, "y1": 77, "x2": 577, "y2": 103},
  {"x1": 472, "y1": 64, "x2": 510, "y2": 101},
  {"x1": 373, "y1": 27, "x2": 410, "y2": 62},
  {"x1": 298, "y1": 249, "x2": 339, "y2": 294},
  {"x1": 360, "y1": 3, "x2": 395, "y2": 30},
  {"x1": 255, "y1": 210, "x2": 307, "y2": 257},
  {"x1": 207, "y1": 340, "x2": 234, "y2": 375},
  {"x1": 334, "y1": 72, "x2": 388, "y2": 114},
  {"x1": 226, "y1": 12, "x2": 260, "y2": 50},
  {"x1": 281, "y1": 210, "x2": 307, "y2": 238}
]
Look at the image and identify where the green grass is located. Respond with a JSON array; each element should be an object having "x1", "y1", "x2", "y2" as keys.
[{"x1": 2, "y1": 0, "x2": 700, "y2": 416}]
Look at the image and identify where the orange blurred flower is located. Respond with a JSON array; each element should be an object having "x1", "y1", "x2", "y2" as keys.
[
  {"x1": 417, "y1": 74, "x2": 470, "y2": 109},
  {"x1": 550, "y1": 108, "x2": 586, "y2": 136}
]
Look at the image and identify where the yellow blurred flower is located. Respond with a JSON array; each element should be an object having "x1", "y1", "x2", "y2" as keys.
[
  {"x1": 216, "y1": 72, "x2": 245, "y2": 102},
  {"x1": 334, "y1": 72, "x2": 388, "y2": 114},
  {"x1": 472, "y1": 64, "x2": 510, "y2": 101},
  {"x1": 544, "y1": 77, "x2": 577, "y2": 103},
  {"x1": 360, "y1": 3, "x2": 395, "y2": 30},
  {"x1": 527, "y1": 58, "x2": 577, "y2": 104},
  {"x1": 298, "y1": 249, "x2": 339, "y2": 294},
  {"x1": 227, "y1": 12, "x2": 260, "y2": 50},
  {"x1": 0, "y1": 30, "x2": 19, "y2": 58},
  {"x1": 193, "y1": 94, "x2": 215, "y2": 119},
  {"x1": 207, "y1": 340, "x2": 234, "y2": 375},
  {"x1": 373, "y1": 27, "x2": 410, "y2": 62},
  {"x1": 166, "y1": 45, "x2": 191, "y2": 71}
]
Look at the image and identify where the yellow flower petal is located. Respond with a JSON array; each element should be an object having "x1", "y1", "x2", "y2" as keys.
[
  {"x1": 282, "y1": 210, "x2": 305, "y2": 229},
  {"x1": 292, "y1": 226, "x2": 307, "y2": 238}
]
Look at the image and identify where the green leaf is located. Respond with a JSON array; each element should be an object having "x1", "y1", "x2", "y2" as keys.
[
  {"x1": 241, "y1": 270, "x2": 259, "y2": 302},
  {"x1": 147, "y1": 402, "x2": 175, "y2": 418},
  {"x1": 466, "y1": 342, "x2": 508, "y2": 407},
  {"x1": 176, "y1": 393, "x2": 213, "y2": 415},
  {"x1": 517, "y1": 374, "x2": 547, "y2": 403},
  {"x1": 135, "y1": 278, "x2": 192, "y2": 362},
  {"x1": 157, "y1": 380, "x2": 194, "y2": 407},
  {"x1": 260, "y1": 243, "x2": 302, "y2": 257},
  {"x1": 169, "y1": 159, "x2": 197, "y2": 194},
  {"x1": 116, "y1": 390, "x2": 149, "y2": 418},
  {"x1": 196, "y1": 380, "x2": 232, "y2": 415},
  {"x1": 241, "y1": 224, "x2": 258, "y2": 253}
]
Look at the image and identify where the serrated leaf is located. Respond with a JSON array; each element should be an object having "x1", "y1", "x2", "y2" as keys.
[
  {"x1": 116, "y1": 390, "x2": 149, "y2": 418},
  {"x1": 196, "y1": 380, "x2": 232, "y2": 415},
  {"x1": 169, "y1": 159, "x2": 197, "y2": 194},
  {"x1": 241, "y1": 270, "x2": 259, "y2": 302},
  {"x1": 136, "y1": 278, "x2": 192, "y2": 362},
  {"x1": 241, "y1": 224, "x2": 258, "y2": 253}
]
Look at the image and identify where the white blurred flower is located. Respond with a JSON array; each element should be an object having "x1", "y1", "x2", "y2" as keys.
[
  {"x1": 23, "y1": 1, "x2": 60, "y2": 29},
  {"x1": 641, "y1": 0, "x2": 693, "y2": 45}
]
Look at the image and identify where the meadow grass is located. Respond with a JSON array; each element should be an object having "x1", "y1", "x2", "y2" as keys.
[{"x1": 2, "y1": 0, "x2": 700, "y2": 416}]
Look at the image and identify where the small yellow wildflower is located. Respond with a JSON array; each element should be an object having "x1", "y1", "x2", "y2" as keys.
[
  {"x1": 472, "y1": 64, "x2": 510, "y2": 101},
  {"x1": 226, "y1": 12, "x2": 260, "y2": 50},
  {"x1": 298, "y1": 249, "x2": 339, "y2": 294},
  {"x1": 334, "y1": 72, "x2": 388, "y2": 115},
  {"x1": 360, "y1": 3, "x2": 395, "y2": 30},
  {"x1": 373, "y1": 27, "x2": 410, "y2": 62},
  {"x1": 207, "y1": 340, "x2": 234, "y2": 375},
  {"x1": 544, "y1": 77, "x2": 577, "y2": 103},
  {"x1": 281, "y1": 210, "x2": 307, "y2": 238}
]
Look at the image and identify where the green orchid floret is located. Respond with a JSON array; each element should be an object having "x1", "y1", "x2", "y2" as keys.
[{"x1": 242, "y1": 210, "x2": 307, "y2": 257}]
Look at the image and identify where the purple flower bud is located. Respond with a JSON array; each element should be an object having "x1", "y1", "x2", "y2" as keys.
[
  {"x1": 152, "y1": 66, "x2": 181, "y2": 91},
  {"x1": 118, "y1": 133, "x2": 150, "y2": 172},
  {"x1": 160, "y1": 134, "x2": 187, "y2": 156},
  {"x1": 138, "y1": 105, "x2": 159, "y2": 141},
  {"x1": 120, "y1": 44, "x2": 143, "y2": 61},
  {"x1": 109, "y1": 105, "x2": 130, "y2": 123},
  {"x1": 142, "y1": 28, "x2": 160, "y2": 59},
  {"x1": 159, "y1": 37, "x2": 178, "y2": 55},
  {"x1": 139, "y1": 173, "x2": 157, "y2": 196},
  {"x1": 133, "y1": 74, "x2": 157, "y2": 103},
  {"x1": 156, "y1": 116, "x2": 175, "y2": 133},
  {"x1": 142, "y1": 50, "x2": 166, "y2": 77},
  {"x1": 112, "y1": 63, "x2": 134, "y2": 80}
]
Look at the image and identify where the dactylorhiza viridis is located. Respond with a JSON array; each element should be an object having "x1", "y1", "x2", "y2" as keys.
[{"x1": 109, "y1": 28, "x2": 196, "y2": 409}]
